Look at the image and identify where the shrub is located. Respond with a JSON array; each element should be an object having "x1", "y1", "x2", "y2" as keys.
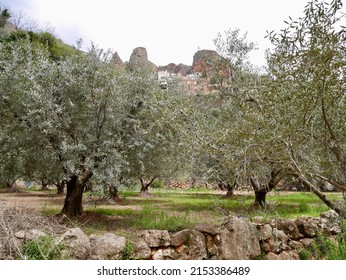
[{"x1": 151, "y1": 179, "x2": 164, "y2": 189}]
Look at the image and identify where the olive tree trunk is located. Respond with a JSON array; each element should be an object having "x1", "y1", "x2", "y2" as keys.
[
  {"x1": 139, "y1": 176, "x2": 158, "y2": 194},
  {"x1": 61, "y1": 169, "x2": 92, "y2": 217},
  {"x1": 250, "y1": 169, "x2": 281, "y2": 207}
]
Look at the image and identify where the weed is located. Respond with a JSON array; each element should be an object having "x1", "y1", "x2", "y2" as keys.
[
  {"x1": 121, "y1": 241, "x2": 134, "y2": 260},
  {"x1": 301, "y1": 222, "x2": 346, "y2": 260},
  {"x1": 299, "y1": 249, "x2": 312, "y2": 260},
  {"x1": 21, "y1": 236, "x2": 66, "y2": 260}
]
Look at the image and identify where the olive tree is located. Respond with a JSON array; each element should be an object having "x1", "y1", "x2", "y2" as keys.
[
  {"x1": 0, "y1": 39, "x2": 132, "y2": 216},
  {"x1": 119, "y1": 68, "x2": 193, "y2": 195},
  {"x1": 186, "y1": 28, "x2": 275, "y2": 201},
  {"x1": 264, "y1": 0, "x2": 346, "y2": 215}
]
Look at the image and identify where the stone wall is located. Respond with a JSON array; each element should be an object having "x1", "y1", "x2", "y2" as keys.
[{"x1": 3, "y1": 210, "x2": 341, "y2": 260}]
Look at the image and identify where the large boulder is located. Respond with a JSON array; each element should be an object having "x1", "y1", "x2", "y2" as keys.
[
  {"x1": 218, "y1": 216, "x2": 261, "y2": 259},
  {"x1": 133, "y1": 239, "x2": 151, "y2": 260},
  {"x1": 90, "y1": 233, "x2": 126, "y2": 260},
  {"x1": 56, "y1": 228, "x2": 91, "y2": 259}
]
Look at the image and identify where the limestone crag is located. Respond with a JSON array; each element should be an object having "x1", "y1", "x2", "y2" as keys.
[
  {"x1": 128, "y1": 47, "x2": 157, "y2": 72},
  {"x1": 158, "y1": 63, "x2": 192, "y2": 76},
  {"x1": 192, "y1": 49, "x2": 222, "y2": 74}
]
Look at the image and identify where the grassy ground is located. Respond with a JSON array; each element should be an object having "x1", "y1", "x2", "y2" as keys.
[{"x1": 1, "y1": 187, "x2": 343, "y2": 239}]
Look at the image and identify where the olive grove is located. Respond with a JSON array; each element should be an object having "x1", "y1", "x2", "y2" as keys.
[{"x1": 0, "y1": 38, "x2": 191, "y2": 216}]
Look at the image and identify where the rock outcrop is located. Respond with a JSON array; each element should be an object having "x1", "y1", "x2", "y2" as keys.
[
  {"x1": 128, "y1": 47, "x2": 157, "y2": 72},
  {"x1": 192, "y1": 49, "x2": 222, "y2": 74},
  {"x1": 111, "y1": 52, "x2": 124, "y2": 68},
  {"x1": 158, "y1": 63, "x2": 192, "y2": 76}
]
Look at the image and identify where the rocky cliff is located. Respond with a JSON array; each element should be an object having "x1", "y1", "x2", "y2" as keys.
[
  {"x1": 112, "y1": 47, "x2": 225, "y2": 77},
  {"x1": 128, "y1": 47, "x2": 157, "y2": 72}
]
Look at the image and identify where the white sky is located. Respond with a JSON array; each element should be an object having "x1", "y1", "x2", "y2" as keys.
[{"x1": 1, "y1": 0, "x2": 335, "y2": 67}]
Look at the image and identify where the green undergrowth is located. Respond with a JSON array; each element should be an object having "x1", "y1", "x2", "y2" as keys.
[
  {"x1": 37, "y1": 189, "x2": 344, "y2": 237},
  {"x1": 20, "y1": 236, "x2": 68, "y2": 260},
  {"x1": 299, "y1": 221, "x2": 346, "y2": 260}
]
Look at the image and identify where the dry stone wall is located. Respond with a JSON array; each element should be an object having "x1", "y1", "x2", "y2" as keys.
[{"x1": 2, "y1": 210, "x2": 341, "y2": 260}]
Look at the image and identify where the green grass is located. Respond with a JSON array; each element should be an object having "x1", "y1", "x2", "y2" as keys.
[
  {"x1": 37, "y1": 188, "x2": 345, "y2": 240},
  {"x1": 20, "y1": 236, "x2": 67, "y2": 260},
  {"x1": 78, "y1": 191, "x2": 344, "y2": 236},
  {"x1": 126, "y1": 204, "x2": 197, "y2": 231}
]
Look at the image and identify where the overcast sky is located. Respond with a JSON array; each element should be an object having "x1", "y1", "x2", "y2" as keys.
[{"x1": 1, "y1": 0, "x2": 325, "y2": 67}]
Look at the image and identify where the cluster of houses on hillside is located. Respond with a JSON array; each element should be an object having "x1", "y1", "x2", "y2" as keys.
[{"x1": 157, "y1": 70, "x2": 210, "y2": 95}]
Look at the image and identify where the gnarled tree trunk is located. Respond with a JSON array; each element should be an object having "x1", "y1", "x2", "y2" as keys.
[
  {"x1": 61, "y1": 169, "x2": 92, "y2": 217},
  {"x1": 250, "y1": 169, "x2": 281, "y2": 207},
  {"x1": 139, "y1": 176, "x2": 157, "y2": 194},
  {"x1": 218, "y1": 180, "x2": 235, "y2": 197},
  {"x1": 109, "y1": 185, "x2": 120, "y2": 201}
]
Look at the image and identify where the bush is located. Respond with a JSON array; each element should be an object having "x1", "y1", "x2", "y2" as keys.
[
  {"x1": 151, "y1": 179, "x2": 164, "y2": 189},
  {"x1": 299, "y1": 249, "x2": 312, "y2": 260}
]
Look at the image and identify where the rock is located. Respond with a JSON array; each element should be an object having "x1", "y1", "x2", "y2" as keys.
[
  {"x1": 12, "y1": 229, "x2": 47, "y2": 253},
  {"x1": 194, "y1": 223, "x2": 220, "y2": 235},
  {"x1": 206, "y1": 235, "x2": 219, "y2": 257},
  {"x1": 265, "y1": 252, "x2": 280, "y2": 260},
  {"x1": 266, "y1": 250, "x2": 300, "y2": 260},
  {"x1": 141, "y1": 230, "x2": 170, "y2": 247},
  {"x1": 192, "y1": 49, "x2": 221, "y2": 74},
  {"x1": 90, "y1": 233, "x2": 126, "y2": 260},
  {"x1": 111, "y1": 52, "x2": 124, "y2": 68},
  {"x1": 319, "y1": 210, "x2": 341, "y2": 235},
  {"x1": 272, "y1": 228, "x2": 289, "y2": 253},
  {"x1": 175, "y1": 244, "x2": 188, "y2": 254},
  {"x1": 256, "y1": 224, "x2": 273, "y2": 241},
  {"x1": 320, "y1": 210, "x2": 338, "y2": 219},
  {"x1": 14, "y1": 229, "x2": 47, "y2": 241},
  {"x1": 152, "y1": 247, "x2": 180, "y2": 260},
  {"x1": 295, "y1": 217, "x2": 319, "y2": 238},
  {"x1": 299, "y1": 238, "x2": 314, "y2": 247},
  {"x1": 170, "y1": 229, "x2": 190, "y2": 246},
  {"x1": 133, "y1": 240, "x2": 151, "y2": 260},
  {"x1": 288, "y1": 240, "x2": 304, "y2": 250},
  {"x1": 218, "y1": 216, "x2": 261, "y2": 259},
  {"x1": 129, "y1": 47, "x2": 148, "y2": 65},
  {"x1": 128, "y1": 47, "x2": 157, "y2": 72},
  {"x1": 56, "y1": 228, "x2": 91, "y2": 260},
  {"x1": 158, "y1": 63, "x2": 192, "y2": 76},
  {"x1": 277, "y1": 251, "x2": 300, "y2": 260},
  {"x1": 187, "y1": 230, "x2": 207, "y2": 260},
  {"x1": 275, "y1": 219, "x2": 303, "y2": 240}
]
